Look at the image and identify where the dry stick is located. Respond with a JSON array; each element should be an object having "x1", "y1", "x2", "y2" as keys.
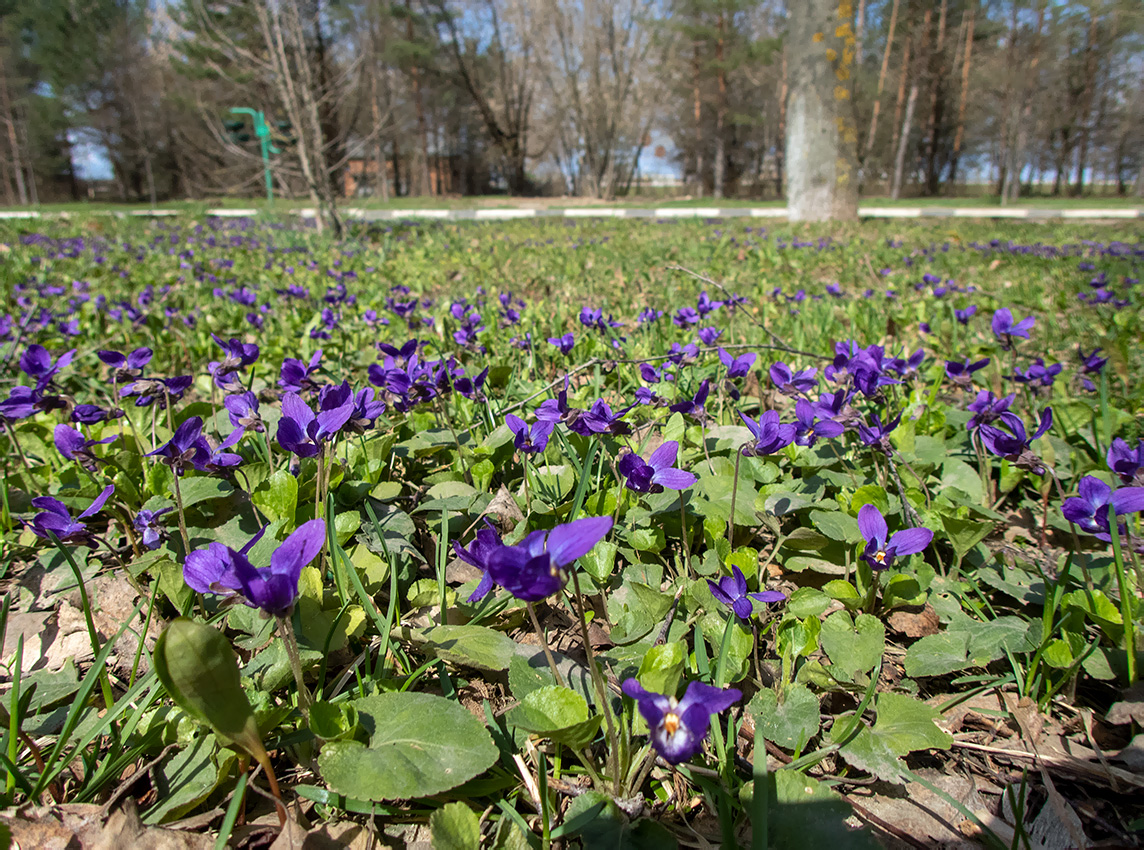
[
  {"x1": 665, "y1": 264, "x2": 828, "y2": 361},
  {"x1": 100, "y1": 743, "x2": 180, "y2": 816},
  {"x1": 526, "y1": 602, "x2": 566, "y2": 689}
]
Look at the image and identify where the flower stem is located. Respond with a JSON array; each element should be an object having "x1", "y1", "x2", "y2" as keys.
[
  {"x1": 569, "y1": 568, "x2": 621, "y2": 792},
  {"x1": 277, "y1": 614, "x2": 313, "y2": 714},
  {"x1": 678, "y1": 497, "x2": 694, "y2": 580},
  {"x1": 1110, "y1": 519, "x2": 1137, "y2": 683},
  {"x1": 714, "y1": 612, "x2": 736, "y2": 689},
  {"x1": 526, "y1": 602, "x2": 565, "y2": 689},
  {"x1": 728, "y1": 449, "x2": 742, "y2": 545},
  {"x1": 170, "y1": 472, "x2": 191, "y2": 557}
]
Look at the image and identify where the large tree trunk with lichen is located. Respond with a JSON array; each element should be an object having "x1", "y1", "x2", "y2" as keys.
[{"x1": 786, "y1": 0, "x2": 859, "y2": 221}]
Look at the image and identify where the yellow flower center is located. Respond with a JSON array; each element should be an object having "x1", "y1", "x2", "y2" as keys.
[
  {"x1": 663, "y1": 712, "x2": 680, "y2": 735},
  {"x1": 875, "y1": 550, "x2": 887, "y2": 564}
]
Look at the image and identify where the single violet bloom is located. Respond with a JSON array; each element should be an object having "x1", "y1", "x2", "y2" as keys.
[
  {"x1": 793, "y1": 399, "x2": 846, "y2": 448},
  {"x1": 454, "y1": 524, "x2": 504, "y2": 602},
  {"x1": 945, "y1": 357, "x2": 990, "y2": 387},
  {"x1": 568, "y1": 399, "x2": 633, "y2": 437},
  {"x1": 1107, "y1": 438, "x2": 1144, "y2": 485},
  {"x1": 770, "y1": 362, "x2": 818, "y2": 395},
  {"x1": 739, "y1": 410, "x2": 796, "y2": 456},
  {"x1": 991, "y1": 308, "x2": 1035, "y2": 348},
  {"x1": 279, "y1": 349, "x2": 323, "y2": 394},
  {"x1": 618, "y1": 441, "x2": 697, "y2": 493},
  {"x1": 146, "y1": 417, "x2": 211, "y2": 475},
  {"x1": 966, "y1": 391, "x2": 1015, "y2": 431},
  {"x1": 955, "y1": 305, "x2": 977, "y2": 325},
  {"x1": 622, "y1": 678, "x2": 742, "y2": 764},
  {"x1": 707, "y1": 565, "x2": 786, "y2": 620},
  {"x1": 856, "y1": 411, "x2": 902, "y2": 456},
  {"x1": 276, "y1": 389, "x2": 354, "y2": 458},
  {"x1": 134, "y1": 507, "x2": 173, "y2": 550},
  {"x1": 54, "y1": 424, "x2": 117, "y2": 469},
  {"x1": 183, "y1": 519, "x2": 327, "y2": 616},
  {"x1": 26, "y1": 484, "x2": 115, "y2": 542},
  {"x1": 718, "y1": 348, "x2": 756, "y2": 380},
  {"x1": 225, "y1": 391, "x2": 264, "y2": 433},
  {"x1": 668, "y1": 379, "x2": 710, "y2": 421},
  {"x1": 547, "y1": 333, "x2": 575, "y2": 355},
  {"x1": 483, "y1": 516, "x2": 613, "y2": 602},
  {"x1": 978, "y1": 408, "x2": 1053, "y2": 474},
  {"x1": 1061, "y1": 475, "x2": 1144, "y2": 541},
  {"x1": 857, "y1": 504, "x2": 933, "y2": 571},
  {"x1": 506, "y1": 414, "x2": 554, "y2": 454}
]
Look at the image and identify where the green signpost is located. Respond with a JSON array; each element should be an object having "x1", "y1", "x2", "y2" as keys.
[{"x1": 227, "y1": 107, "x2": 281, "y2": 205}]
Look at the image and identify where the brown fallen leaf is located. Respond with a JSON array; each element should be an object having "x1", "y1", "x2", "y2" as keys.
[
  {"x1": 1106, "y1": 683, "x2": 1144, "y2": 727},
  {"x1": 269, "y1": 819, "x2": 374, "y2": 850},
  {"x1": 3, "y1": 799, "x2": 212, "y2": 850},
  {"x1": 886, "y1": 604, "x2": 940, "y2": 638}
]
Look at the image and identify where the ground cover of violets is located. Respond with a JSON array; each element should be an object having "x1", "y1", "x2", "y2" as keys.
[{"x1": 1, "y1": 215, "x2": 1143, "y2": 848}]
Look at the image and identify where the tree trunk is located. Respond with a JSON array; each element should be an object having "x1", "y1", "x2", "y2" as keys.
[
  {"x1": 713, "y1": 13, "x2": 726, "y2": 199},
  {"x1": 692, "y1": 40, "x2": 703, "y2": 193},
  {"x1": 854, "y1": 0, "x2": 866, "y2": 71},
  {"x1": 891, "y1": 8, "x2": 931, "y2": 200},
  {"x1": 863, "y1": 0, "x2": 899, "y2": 166},
  {"x1": 1134, "y1": 160, "x2": 1144, "y2": 198},
  {"x1": 0, "y1": 50, "x2": 27, "y2": 206},
  {"x1": 775, "y1": 46, "x2": 786, "y2": 197},
  {"x1": 921, "y1": 0, "x2": 947, "y2": 196},
  {"x1": 948, "y1": 2, "x2": 974, "y2": 187},
  {"x1": 1073, "y1": 14, "x2": 1098, "y2": 197},
  {"x1": 259, "y1": 0, "x2": 342, "y2": 235},
  {"x1": 889, "y1": 27, "x2": 912, "y2": 184},
  {"x1": 1003, "y1": 1, "x2": 1045, "y2": 204},
  {"x1": 891, "y1": 83, "x2": 918, "y2": 199},
  {"x1": 785, "y1": 0, "x2": 858, "y2": 220},
  {"x1": 406, "y1": 0, "x2": 432, "y2": 197}
]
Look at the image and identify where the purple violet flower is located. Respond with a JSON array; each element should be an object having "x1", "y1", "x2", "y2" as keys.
[
  {"x1": 707, "y1": 565, "x2": 786, "y2": 620},
  {"x1": 793, "y1": 399, "x2": 846, "y2": 447},
  {"x1": 547, "y1": 333, "x2": 575, "y2": 355},
  {"x1": 134, "y1": 507, "x2": 173, "y2": 550},
  {"x1": 26, "y1": 484, "x2": 115, "y2": 542},
  {"x1": 1061, "y1": 475, "x2": 1144, "y2": 542},
  {"x1": 54, "y1": 424, "x2": 117, "y2": 470},
  {"x1": 183, "y1": 520, "x2": 326, "y2": 616},
  {"x1": 978, "y1": 408, "x2": 1053, "y2": 474},
  {"x1": 225, "y1": 391, "x2": 264, "y2": 433},
  {"x1": 769, "y1": 362, "x2": 818, "y2": 395},
  {"x1": 739, "y1": 410, "x2": 796, "y2": 456},
  {"x1": 857, "y1": 504, "x2": 932, "y2": 571},
  {"x1": 856, "y1": 411, "x2": 902, "y2": 455},
  {"x1": 618, "y1": 441, "x2": 697, "y2": 493},
  {"x1": 279, "y1": 350, "x2": 323, "y2": 394},
  {"x1": 276, "y1": 388, "x2": 354, "y2": 457},
  {"x1": 622, "y1": 678, "x2": 742, "y2": 764},
  {"x1": 146, "y1": 417, "x2": 211, "y2": 475},
  {"x1": 668, "y1": 380, "x2": 710, "y2": 421},
  {"x1": 483, "y1": 516, "x2": 614, "y2": 602},
  {"x1": 991, "y1": 308, "x2": 1035, "y2": 348},
  {"x1": 719, "y1": 348, "x2": 756, "y2": 380},
  {"x1": 945, "y1": 357, "x2": 991, "y2": 387},
  {"x1": 506, "y1": 414, "x2": 554, "y2": 454},
  {"x1": 966, "y1": 391, "x2": 1015, "y2": 431},
  {"x1": 1107, "y1": 438, "x2": 1144, "y2": 485},
  {"x1": 454, "y1": 525, "x2": 504, "y2": 602}
]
